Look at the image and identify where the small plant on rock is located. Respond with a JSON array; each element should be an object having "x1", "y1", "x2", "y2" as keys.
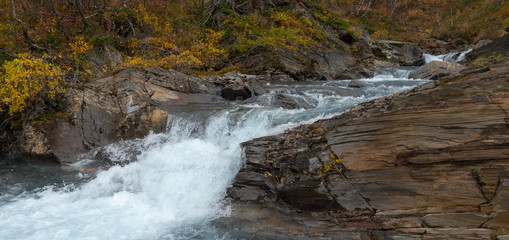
[
  {"x1": 321, "y1": 152, "x2": 342, "y2": 174},
  {"x1": 473, "y1": 53, "x2": 501, "y2": 67}
]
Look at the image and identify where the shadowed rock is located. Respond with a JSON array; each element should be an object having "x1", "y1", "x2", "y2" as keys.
[{"x1": 377, "y1": 40, "x2": 426, "y2": 66}]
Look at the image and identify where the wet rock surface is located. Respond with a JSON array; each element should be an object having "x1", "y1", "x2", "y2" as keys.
[
  {"x1": 409, "y1": 60, "x2": 466, "y2": 80},
  {"x1": 45, "y1": 67, "x2": 218, "y2": 163},
  {"x1": 348, "y1": 80, "x2": 368, "y2": 88},
  {"x1": 224, "y1": 57, "x2": 509, "y2": 239}
]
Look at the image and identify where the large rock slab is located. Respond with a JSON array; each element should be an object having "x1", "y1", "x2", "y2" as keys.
[
  {"x1": 467, "y1": 34, "x2": 509, "y2": 63},
  {"x1": 46, "y1": 67, "x2": 217, "y2": 163},
  {"x1": 226, "y1": 57, "x2": 509, "y2": 239},
  {"x1": 242, "y1": 45, "x2": 365, "y2": 80},
  {"x1": 409, "y1": 60, "x2": 466, "y2": 80}
]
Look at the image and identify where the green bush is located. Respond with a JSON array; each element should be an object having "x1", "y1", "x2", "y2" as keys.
[{"x1": 90, "y1": 35, "x2": 111, "y2": 49}]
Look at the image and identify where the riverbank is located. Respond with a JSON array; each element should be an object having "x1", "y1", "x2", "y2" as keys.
[{"x1": 223, "y1": 53, "x2": 509, "y2": 239}]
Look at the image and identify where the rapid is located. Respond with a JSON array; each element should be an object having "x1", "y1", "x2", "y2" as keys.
[{"x1": 0, "y1": 69, "x2": 428, "y2": 239}]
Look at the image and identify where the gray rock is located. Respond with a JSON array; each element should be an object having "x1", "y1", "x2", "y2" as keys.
[
  {"x1": 348, "y1": 80, "x2": 368, "y2": 88},
  {"x1": 467, "y1": 34, "x2": 509, "y2": 62},
  {"x1": 378, "y1": 40, "x2": 425, "y2": 66},
  {"x1": 45, "y1": 67, "x2": 217, "y2": 163},
  {"x1": 371, "y1": 45, "x2": 385, "y2": 57},
  {"x1": 475, "y1": 39, "x2": 492, "y2": 49},
  {"x1": 84, "y1": 46, "x2": 123, "y2": 77},
  {"x1": 409, "y1": 60, "x2": 465, "y2": 80},
  {"x1": 220, "y1": 79, "x2": 252, "y2": 100}
]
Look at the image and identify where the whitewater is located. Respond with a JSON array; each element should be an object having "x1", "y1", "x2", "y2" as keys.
[{"x1": 0, "y1": 70, "x2": 428, "y2": 239}]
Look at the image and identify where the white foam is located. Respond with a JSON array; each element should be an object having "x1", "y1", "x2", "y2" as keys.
[
  {"x1": 0, "y1": 74, "x2": 426, "y2": 240},
  {"x1": 424, "y1": 48, "x2": 473, "y2": 64}
]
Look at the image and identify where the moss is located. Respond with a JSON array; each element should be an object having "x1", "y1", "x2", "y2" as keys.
[
  {"x1": 219, "y1": 3, "x2": 233, "y2": 15},
  {"x1": 30, "y1": 112, "x2": 72, "y2": 125},
  {"x1": 90, "y1": 35, "x2": 111, "y2": 50}
]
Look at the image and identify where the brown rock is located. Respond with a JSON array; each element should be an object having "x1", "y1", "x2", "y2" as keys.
[
  {"x1": 45, "y1": 67, "x2": 217, "y2": 163},
  {"x1": 419, "y1": 38, "x2": 455, "y2": 54},
  {"x1": 377, "y1": 40, "x2": 425, "y2": 66},
  {"x1": 21, "y1": 125, "x2": 52, "y2": 157},
  {"x1": 226, "y1": 57, "x2": 509, "y2": 238},
  {"x1": 409, "y1": 61, "x2": 466, "y2": 80},
  {"x1": 220, "y1": 79, "x2": 252, "y2": 100},
  {"x1": 467, "y1": 34, "x2": 509, "y2": 63},
  {"x1": 422, "y1": 213, "x2": 490, "y2": 228},
  {"x1": 483, "y1": 179, "x2": 509, "y2": 229}
]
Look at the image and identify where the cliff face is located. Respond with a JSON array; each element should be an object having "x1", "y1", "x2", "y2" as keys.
[{"x1": 224, "y1": 58, "x2": 509, "y2": 239}]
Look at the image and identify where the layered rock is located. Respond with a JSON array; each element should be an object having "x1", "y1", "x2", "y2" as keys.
[
  {"x1": 45, "y1": 67, "x2": 217, "y2": 163},
  {"x1": 409, "y1": 60, "x2": 466, "y2": 80},
  {"x1": 224, "y1": 1, "x2": 379, "y2": 80},
  {"x1": 223, "y1": 58, "x2": 509, "y2": 239},
  {"x1": 242, "y1": 44, "x2": 368, "y2": 81},
  {"x1": 418, "y1": 38, "x2": 455, "y2": 55},
  {"x1": 377, "y1": 40, "x2": 426, "y2": 66},
  {"x1": 467, "y1": 34, "x2": 509, "y2": 62}
]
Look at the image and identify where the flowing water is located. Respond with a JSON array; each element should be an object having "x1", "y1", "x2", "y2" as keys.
[
  {"x1": 0, "y1": 71, "x2": 427, "y2": 240},
  {"x1": 423, "y1": 48, "x2": 473, "y2": 63}
]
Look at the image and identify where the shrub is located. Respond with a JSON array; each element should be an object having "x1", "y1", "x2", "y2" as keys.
[
  {"x1": 473, "y1": 53, "x2": 501, "y2": 67},
  {"x1": 90, "y1": 35, "x2": 111, "y2": 50},
  {"x1": 0, "y1": 53, "x2": 65, "y2": 115},
  {"x1": 69, "y1": 36, "x2": 93, "y2": 58},
  {"x1": 320, "y1": 152, "x2": 342, "y2": 174}
]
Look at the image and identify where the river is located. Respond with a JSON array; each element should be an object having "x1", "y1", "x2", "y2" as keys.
[{"x1": 0, "y1": 68, "x2": 428, "y2": 239}]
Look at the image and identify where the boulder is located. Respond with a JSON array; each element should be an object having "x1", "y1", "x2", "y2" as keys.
[
  {"x1": 21, "y1": 125, "x2": 52, "y2": 158},
  {"x1": 83, "y1": 46, "x2": 123, "y2": 78},
  {"x1": 419, "y1": 38, "x2": 455, "y2": 54},
  {"x1": 220, "y1": 79, "x2": 252, "y2": 100},
  {"x1": 377, "y1": 40, "x2": 426, "y2": 66},
  {"x1": 242, "y1": 46, "x2": 364, "y2": 80},
  {"x1": 409, "y1": 60, "x2": 466, "y2": 80},
  {"x1": 475, "y1": 39, "x2": 493, "y2": 49},
  {"x1": 45, "y1": 67, "x2": 217, "y2": 163},
  {"x1": 225, "y1": 57, "x2": 509, "y2": 239},
  {"x1": 348, "y1": 80, "x2": 368, "y2": 88},
  {"x1": 272, "y1": 94, "x2": 312, "y2": 109}
]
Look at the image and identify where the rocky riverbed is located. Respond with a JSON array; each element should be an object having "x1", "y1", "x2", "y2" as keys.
[
  {"x1": 222, "y1": 54, "x2": 509, "y2": 239},
  {"x1": 2, "y1": 27, "x2": 509, "y2": 239}
]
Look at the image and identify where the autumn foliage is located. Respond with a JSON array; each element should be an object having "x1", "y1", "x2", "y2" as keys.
[
  {"x1": 0, "y1": 53, "x2": 65, "y2": 115},
  {"x1": 0, "y1": 0, "x2": 507, "y2": 118},
  {"x1": 318, "y1": 0, "x2": 509, "y2": 43}
]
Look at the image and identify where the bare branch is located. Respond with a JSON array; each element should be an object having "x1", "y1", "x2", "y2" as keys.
[{"x1": 11, "y1": 0, "x2": 47, "y2": 52}]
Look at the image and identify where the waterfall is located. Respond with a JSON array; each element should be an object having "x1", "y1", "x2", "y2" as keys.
[{"x1": 423, "y1": 48, "x2": 473, "y2": 64}]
